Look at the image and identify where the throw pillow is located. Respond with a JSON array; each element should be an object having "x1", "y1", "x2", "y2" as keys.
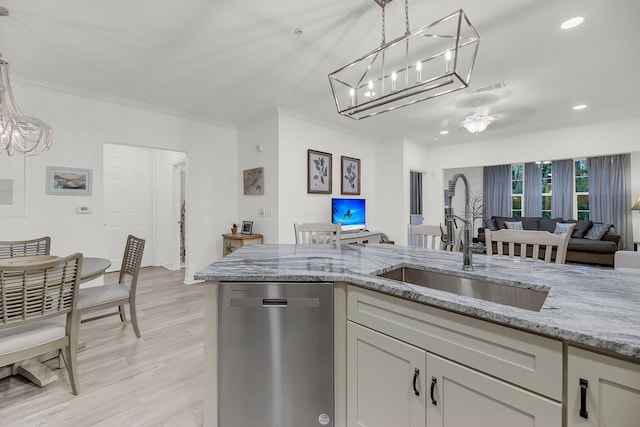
[
  {"x1": 584, "y1": 223, "x2": 611, "y2": 240},
  {"x1": 553, "y1": 222, "x2": 576, "y2": 235},
  {"x1": 564, "y1": 219, "x2": 593, "y2": 238},
  {"x1": 538, "y1": 218, "x2": 563, "y2": 233},
  {"x1": 505, "y1": 221, "x2": 524, "y2": 230},
  {"x1": 483, "y1": 218, "x2": 497, "y2": 231}
]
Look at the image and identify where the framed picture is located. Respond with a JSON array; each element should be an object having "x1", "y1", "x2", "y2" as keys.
[
  {"x1": 0, "y1": 155, "x2": 25, "y2": 217},
  {"x1": 243, "y1": 167, "x2": 264, "y2": 195},
  {"x1": 241, "y1": 220, "x2": 253, "y2": 235},
  {"x1": 341, "y1": 156, "x2": 361, "y2": 195},
  {"x1": 307, "y1": 149, "x2": 332, "y2": 194},
  {"x1": 46, "y1": 166, "x2": 93, "y2": 196}
]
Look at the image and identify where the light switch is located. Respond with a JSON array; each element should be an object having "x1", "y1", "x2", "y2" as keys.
[{"x1": 76, "y1": 206, "x2": 92, "y2": 214}]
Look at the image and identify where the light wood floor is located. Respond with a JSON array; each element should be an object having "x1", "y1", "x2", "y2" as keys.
[{"x1": 0, "y1": 267, "x2": 205, "y2": 426}]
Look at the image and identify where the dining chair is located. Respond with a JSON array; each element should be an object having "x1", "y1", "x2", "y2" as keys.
[
  {"x1": 408, "y1": 224, "x2": 462, "y2": 251},
  {"x1": 0, "y1": 236, "x2": 51, "y2": 259},
  {"x1": 77, "y1": 235, "x2": 146, "y2": 337},
  {"x1": 0, "y1": 253, "x2": 83, "y2": 394},
  {"x1": 294, "y1": 223, "x2": 341, "y2": 244},
  {"x1": 485, "y1": 229, "x2": 570, "y2": 264}
]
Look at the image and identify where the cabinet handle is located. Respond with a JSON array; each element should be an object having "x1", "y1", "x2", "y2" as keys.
[
  {"x1": 580, "y1": 378, "x2": 588, "y2": 419},
  {"x1": 412, "y1": 369, "x2": 420, "y2": 396},
  {"x1": 430, "y1": 376, "x2": 438, "y2": 405}
]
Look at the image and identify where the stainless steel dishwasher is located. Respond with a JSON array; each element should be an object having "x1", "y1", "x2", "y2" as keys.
[{"x1": 218, "y1": 282, "x2": 334, "y2": 427}]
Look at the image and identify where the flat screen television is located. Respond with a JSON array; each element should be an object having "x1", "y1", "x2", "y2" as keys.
[{"x1": 331, "y1": 198, "x2": 366, "y2": 231}]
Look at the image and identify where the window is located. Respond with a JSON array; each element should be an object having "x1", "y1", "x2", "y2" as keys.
[
  {"x1": 511, "y1": 164, "x2": 523, "y2": 217},
  {"x1": 575, "y1": 160, "x2": 589, "y2": 220},
  {"x1": 541, "y1": 162, "x2": 552, "y2": 218}
]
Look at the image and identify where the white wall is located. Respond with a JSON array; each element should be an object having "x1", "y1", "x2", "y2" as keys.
[
  {"x1": 0, "y1": 80, "x2": 237, "y2": 282},
  {"x1": 424, "y1": 117, "x2": 640, "y2": 237},
  {"x1": 237, "y1": 111, "x2": 280, "y2": 243},
  {"x1": 374, "y1": 140, "x2": 405, "y2": 244},
  {"x1": 277, "y1": 112, "x2": 379, "y2": 243}
]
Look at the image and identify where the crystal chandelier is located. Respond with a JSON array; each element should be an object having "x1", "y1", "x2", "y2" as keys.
[
  {"x1": 328, "y1": 0, "x2": 480, "y2": 120},
  {"x1": 0, "y1": 55, "x2": 53, "y2": 156},
  {"x1": 462, "y1": 113, "x2": 496, "y2": 133}
]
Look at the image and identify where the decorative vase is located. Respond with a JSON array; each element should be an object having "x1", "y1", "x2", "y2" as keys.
[{"x1": 231, "y1": 228, "x2": 238, "y2": 235}]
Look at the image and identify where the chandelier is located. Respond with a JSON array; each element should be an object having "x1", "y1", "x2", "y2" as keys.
[
  {"x1": 0, "y1": 53, "x2": 53, "y2": 155},
  {"x1": 328, "y1": 0, "x2": 480, "y2": 120},
  {"x1": 462, "y1": 113, "x2": 496, "y2": 133}
]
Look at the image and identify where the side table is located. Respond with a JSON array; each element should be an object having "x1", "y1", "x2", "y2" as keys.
[{"x1": 222, "y1": 233, "x2": 263, "y2": 257}]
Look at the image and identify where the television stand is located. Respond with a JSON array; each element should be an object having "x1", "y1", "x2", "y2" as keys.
[{"x1": 338, "y1": 230, "x2": 380, "y2": 244}]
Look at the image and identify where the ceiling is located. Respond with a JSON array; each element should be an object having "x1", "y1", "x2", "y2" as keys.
[{"x1": 1, "y1": 0, "x2": 638, "y2": 145}]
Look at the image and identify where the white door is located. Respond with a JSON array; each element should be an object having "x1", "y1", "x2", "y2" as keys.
[
  {"x1": 427, "y1": 353, "x2": 561, "y2": 427},
  {"x1": 103, "y1": 144, "x2": 153, "y2": 270},
  {"x1": 347, "y1": 321, "x2": 426, "y2": 427}
]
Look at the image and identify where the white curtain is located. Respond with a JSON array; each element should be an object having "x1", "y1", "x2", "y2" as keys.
[
  {"x1": 551, "y1": 159, "x2": 574, "y2": 219},
  {"x1": 483, "y1": 165, "x2": 511, "y2": 219},
  {"x1": 524, "y1": 162, "x2": 542, "y2": 217},
  {"x1": 588, "y1": 154, "x2": 632, "y2": 249}
]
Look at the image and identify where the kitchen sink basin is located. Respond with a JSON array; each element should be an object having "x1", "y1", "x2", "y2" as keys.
[{"x1": 377, "y1": 267, "x2": 548, "y2": 312}]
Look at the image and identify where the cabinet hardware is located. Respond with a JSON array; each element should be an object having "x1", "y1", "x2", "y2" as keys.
[
  {"x1": 413, "y1": 369, "x2": 420, "y2": 396},
  {"x1": 430, "y1": 376, "x2": 438, "y2": 405},
  {"x1": 579, "y1": 378, "x2": 588, "y2": 419}
]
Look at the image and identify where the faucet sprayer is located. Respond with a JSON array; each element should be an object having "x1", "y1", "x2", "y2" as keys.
[{"x1": 443, "y1": 173, "x2": 474, "y2": 271}]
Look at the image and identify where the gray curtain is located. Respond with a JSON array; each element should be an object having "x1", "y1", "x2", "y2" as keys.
[
  {"x1": 410, "y1": 171, "x2": 423, "y2": 215},
  {"x1": 588, "y1": 154, "x2": 632, "y2": 249},
  {"x1": 483, "y1": 165, "x2": 511, "y2": 219},
  {"x1": 551, "y1": 159, "x2": 574, "y2": 219},
  {"x1": 524, "y1": 162, "x2": 542, "y2": 217}
]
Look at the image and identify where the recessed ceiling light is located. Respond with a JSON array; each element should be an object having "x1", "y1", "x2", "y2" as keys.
[
  {"x1": 561, "y1": 17, "x2": 584, "y2": 30},
  {"x1": 573, "y1": 104, "x2": 587, "y2": 110},
  {"x1": 440, "y1": 130, "x2": 449, "y2": 135}
]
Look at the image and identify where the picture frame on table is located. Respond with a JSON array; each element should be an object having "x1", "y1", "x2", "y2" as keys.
[
  {"x1": 46, "y1": 166, "x2": 92, "y2": 196},
  {"x1": 341, "y1": 156, "x2": 360, "y2": 195},
  {"x1": 307, "y1": 149, "x2": 332, "y2": 194},
  {"x1": 241, "y1": 220, "x2": 253, "y2": 235}
]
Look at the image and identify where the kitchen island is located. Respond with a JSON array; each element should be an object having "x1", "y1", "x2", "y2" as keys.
[{"x1": 196, "y1": 243, "x2": 640, "y2": 427}]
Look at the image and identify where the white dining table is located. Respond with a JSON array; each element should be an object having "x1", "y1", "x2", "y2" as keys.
[{"x1": 0, "y1": 256, "x2": 112, "y2": 387}]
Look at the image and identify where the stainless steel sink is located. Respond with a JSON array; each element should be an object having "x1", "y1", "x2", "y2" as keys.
[{"x1": 378, "y1": 267, "x2": 548, "y2": 312}]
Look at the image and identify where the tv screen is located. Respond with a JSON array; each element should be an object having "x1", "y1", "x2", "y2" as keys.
[{"x1": 332, "y1": 198, "x2": 366, "y2": 231}]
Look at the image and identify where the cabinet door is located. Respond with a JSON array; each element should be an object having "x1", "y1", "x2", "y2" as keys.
[
  {"x1": 347, "y1": 321, "x2": 426, "y2": 427},
  {"x1": 567, "y1": 346, "x2": 640, "y2": 427},
  {"x1": 427, "y1": 353, "x2": 561, "y2": 427}
]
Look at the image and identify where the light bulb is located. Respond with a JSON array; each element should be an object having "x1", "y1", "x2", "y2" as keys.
[
  {"x1": 349, "y1": 88, "x2": 356, "y2": 106},
  {"x1": 444, "y1": 50, "x2": 453, "y2": 73},
  {"x1": 416, "y1": 61, "x2": 422, "y2": 82},
  {"x1": 364, "y1": 80, "x2": 375, "y2": 98},
  {"x1": 391, "y1": 71, "x2": 397, "y2": 91}
]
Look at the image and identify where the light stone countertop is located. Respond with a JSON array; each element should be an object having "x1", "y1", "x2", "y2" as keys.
[{"x1": 194, "y1": 244, "x2": 640, "y2": 360}]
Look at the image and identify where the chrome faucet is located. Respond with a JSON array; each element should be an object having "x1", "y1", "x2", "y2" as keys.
[{"x1": 443, "y1": 173, "x2": 473, "y2": 271}]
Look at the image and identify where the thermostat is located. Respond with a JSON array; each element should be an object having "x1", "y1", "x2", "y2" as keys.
[{"x1": 76, "y1": 206, "x2": 92, "y2": 214}]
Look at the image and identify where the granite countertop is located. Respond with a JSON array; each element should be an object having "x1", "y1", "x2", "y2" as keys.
[{"x1": 195, "y1": 244, "x2": 640, "y2": 360}]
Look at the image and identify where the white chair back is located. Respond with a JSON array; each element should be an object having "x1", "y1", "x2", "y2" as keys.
[
  {"x1": 485, "y1": 229, "x2": 570, "y2": 264},
  {"x1": 614, "y1": 251, "x2": 640, "y2": 270},
  {"x1": 294, "y1": 223, "x2": 341, "y2": 244},
  {"x1": 408, "y1": 224, "x2": 461, "y2": 251}
]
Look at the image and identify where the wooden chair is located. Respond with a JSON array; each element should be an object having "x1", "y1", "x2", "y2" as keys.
[
  {"x1": 294, "y1": 223, "x2": 341, "y2": 244},
  {"x1": 0, "y1": 253, "x2": 83, "y2": 394},
  {"x1": 485, "y1": 229, "x2": 570, "y2": 264},
  {"x1": 614, "y1": 251, "x2": 640, "y2": 270},
  {"x1": 408, "y1": 224, "x2": 462, "y2": 251},
  {"x1": 0, "y1": 237, "x2": 51, "y2": 259},
  {"x1": 77, "y1": 235, "x2": 145, "y2": 337}
]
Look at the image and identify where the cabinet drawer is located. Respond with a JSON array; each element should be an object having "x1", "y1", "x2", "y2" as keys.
[{"x1": 347, "y1": 285, "x2": 562, "y2": 401}]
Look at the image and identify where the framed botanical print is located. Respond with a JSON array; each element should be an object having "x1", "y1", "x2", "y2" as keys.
[
  {"x1": 341, "y1": 156, "x2": 360, "y2": 195},
  {"x1": 307, "y1": 149, "x2": 332, "y2": 194}
]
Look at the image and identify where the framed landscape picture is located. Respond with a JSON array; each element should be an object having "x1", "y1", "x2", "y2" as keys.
[
  {"x1": 341, "y1": 156, "x2": 360, "y2": 195},
  {"x1": 307, "y1": 149, "x2": 332, "y2": 194},
  {"x1": 46, "y1": 166, "x2": 92, "y2": 196}
]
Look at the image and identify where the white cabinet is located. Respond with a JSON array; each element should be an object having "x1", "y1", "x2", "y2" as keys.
[
  {"x1": 346, "y1": 285, "x2": 563, "y2": 427},
  {"x1": 427, "y1": 353, "x2": 561, "y2": 427},
  {"x1": 567, "y1": 346, "x2": 640, "y2": 426},
  {"x1": 347, "y1": 321, "x2": 426, "y2": 427}
]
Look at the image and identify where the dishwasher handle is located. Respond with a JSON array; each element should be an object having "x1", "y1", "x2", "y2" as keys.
[
  {"x1": 262, "y1": 298, "x2": 288, "y2": 307},
  {"x1": 230, "y1": 297, "x2": 320, "y2": 308}
]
